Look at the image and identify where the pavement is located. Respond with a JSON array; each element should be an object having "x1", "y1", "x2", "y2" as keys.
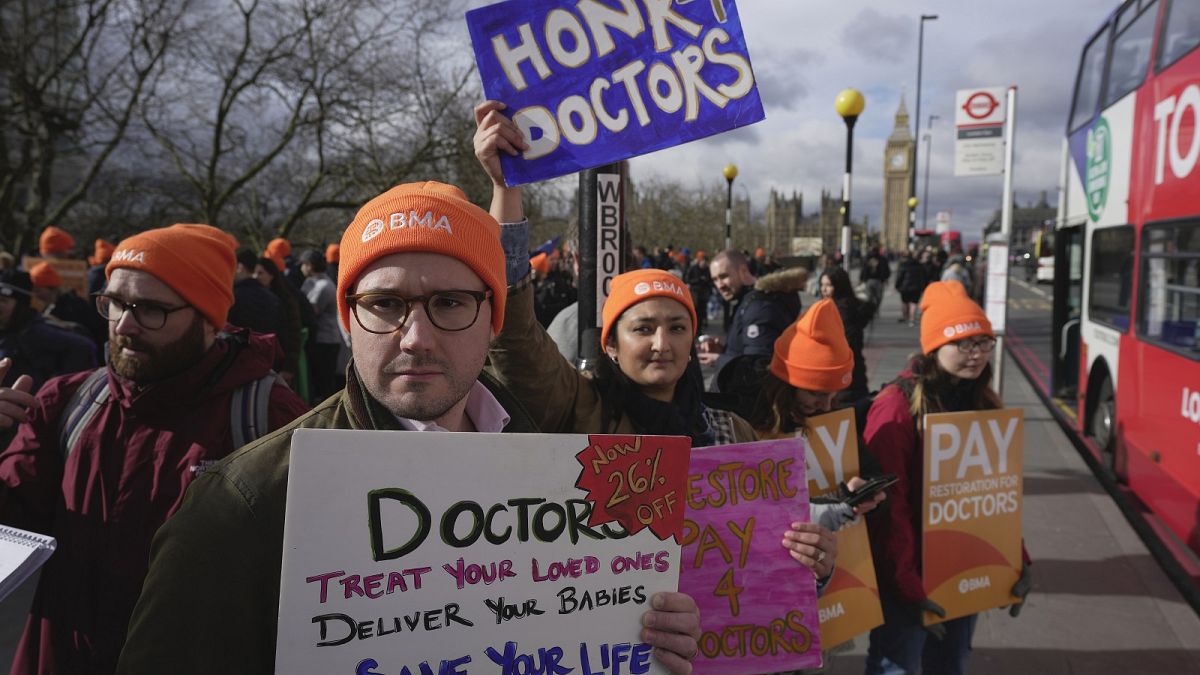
[{"x1": 821, "y1": 286, "x2": 1200, "y2": 674}]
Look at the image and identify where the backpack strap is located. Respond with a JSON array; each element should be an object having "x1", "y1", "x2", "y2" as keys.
[
  {"x1": 230, "y1": 371, "x2": 281, "y2": 450},
  {"x1": 58, "y1": 368, "x2": 112, "y2": 461}
]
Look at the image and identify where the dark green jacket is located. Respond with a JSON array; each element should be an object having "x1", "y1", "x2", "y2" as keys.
[{"x1": 117, "y1": 364, "x2": 538, "y2": 674}]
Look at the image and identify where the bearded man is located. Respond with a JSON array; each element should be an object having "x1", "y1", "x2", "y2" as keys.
[{"x1": 0, "y1": 223, "x2": 310, "y2": 675}]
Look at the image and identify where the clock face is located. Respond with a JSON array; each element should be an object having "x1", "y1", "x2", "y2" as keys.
[{"x1": 890, "y1": 152, "x2": 907, "y2": 170}]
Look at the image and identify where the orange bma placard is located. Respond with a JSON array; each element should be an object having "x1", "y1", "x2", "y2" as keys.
[
  {"x1": 803, "y1": 408, "x2": 884, "y2": 646},
  {"x1": 921, "y1": 408, "x2": 1024, "y2": 623}
]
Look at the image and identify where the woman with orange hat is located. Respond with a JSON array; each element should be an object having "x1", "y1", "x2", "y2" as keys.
[
  {"x1": 748, "y1": 298, "x2": 860, "y2": 436},
  {"x1": 475, "y1": 99, "x2": 838, "y2": 581},
  {"x1": 744, "y1": 299, "x2": 886, "y2": 515},
  {"x1": 862, "y1": 281, "x2": 1031, "y2": 675}
]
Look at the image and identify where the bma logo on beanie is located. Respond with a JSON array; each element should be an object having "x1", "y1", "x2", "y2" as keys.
[
  {"x1": 361, "y1": 210, "x2": 453, "y2": 243},
  {"x1": 338, "y1": 181, "x2": 507, "y2": 334},
  {"x1": 633, "y1": 279, "x2": 686, "y2": 297},
  {"x1": 943, "y1": 321, "x2": 983, "y2": 338},
  {"x1": 112, "y1": 249, "x2": 146, "y2": 264}
]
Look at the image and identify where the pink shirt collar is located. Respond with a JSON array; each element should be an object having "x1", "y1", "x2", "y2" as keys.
[{"x1": 395, "y1": 381, "x2": 510, "y2": 433}]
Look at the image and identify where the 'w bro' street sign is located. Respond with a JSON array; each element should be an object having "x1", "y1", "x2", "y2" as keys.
[{"x1": 467, "y1": 0, "x2": 766, "y2": 186}]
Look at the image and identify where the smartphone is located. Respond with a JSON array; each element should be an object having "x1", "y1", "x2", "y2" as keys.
[{"x1": 844, "y1": 474, "x2": 898, "y2": 506}]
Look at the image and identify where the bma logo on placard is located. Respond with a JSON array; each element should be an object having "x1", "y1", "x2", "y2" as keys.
[{"x1": 1086, "y1": 117, "x2": 1111, "y2": 223}]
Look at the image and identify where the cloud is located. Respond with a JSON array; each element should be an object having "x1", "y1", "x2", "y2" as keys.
[
  {"x1": 843, "y1": 8, "x2": 914, "y2": 63},
  {"x1": 750, "y1": 46, "x2": 824, "y2": 110}
]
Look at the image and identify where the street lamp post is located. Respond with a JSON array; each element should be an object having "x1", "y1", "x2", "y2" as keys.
[
  {"x1": 835, "y1": 88, "x2": 865, "y2": 266},
  {"x1": 907, "y1": 196, "x2": 919, "y2": 249},
  {"x1": 723, "y1": 163, "x2": 738, "y2": 251},
  {"x1": 922, "y1": 114, "x2": 939, "y2": 230},
  {"x1": 910, "y1": 13, "x2": 938, "y2": 248}
]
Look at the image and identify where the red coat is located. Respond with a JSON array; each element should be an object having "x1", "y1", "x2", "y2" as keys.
[
  {"x1": 862, "y1": 378, "x2": 928, "y2": 604},
  {"x1": 863, "y1": 373, "x2": 1030, "y2": 606},
  {"x1": 0, "y1": 329, "x2": 310, "y2": 675}
]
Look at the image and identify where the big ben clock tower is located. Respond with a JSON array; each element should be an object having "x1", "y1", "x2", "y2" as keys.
[{"x1": 883, "y1": 96, "x2": 915, "y2": 252}]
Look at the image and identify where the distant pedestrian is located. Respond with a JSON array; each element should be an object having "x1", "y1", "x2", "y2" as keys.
[
  {"x1": 325, "y1": 243, "x2": 340, "y2": 283},
  {"x1": 684, "y1": 251, "x2": 712, "y2": 331},
  {"x1": 300, "y1": 249, "x2": 341, "y2": 401},
  {"x1": 894, "y1": 251, "x2": 927, "y2": 326},
  {"x1": 699, "y1": 250, "x2": 804, "y2": 377},
  {"x1": 38, "y1": 226, "x2": 75, "y2": 260},
  {"x1": 860, "y1": 247, "x2": 891, "y2": 307},
  {"x1": 29, "y1": 262, "x2": 107, "y2": 347},
  {"x1": 228, "y1": 248, "x2": 284, "y2": 338},
  {"x1": 0, "y1": 269, "x2": 96, "y2": 397},
  {"x1": 940, "y1": 254, "x2": 971, "y2": 291},
  {"x1": 253, "y1": 256, "x2": 304, "y2": 391},
  {"x1": 87, "y1": 238, "x2": 115, "y2": 296},
  {"x1": 819, "y1": 267, "x2": 872, "y2": 403}
]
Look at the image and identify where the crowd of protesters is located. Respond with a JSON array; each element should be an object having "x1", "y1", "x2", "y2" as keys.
[{"x1": 0, "y1": 99, "x2": 1023, "y2": 675}]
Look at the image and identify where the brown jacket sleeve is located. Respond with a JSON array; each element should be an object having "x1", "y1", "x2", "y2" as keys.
[{"x1": 487, "y1": 281, "x2": 606, "y2": 434}]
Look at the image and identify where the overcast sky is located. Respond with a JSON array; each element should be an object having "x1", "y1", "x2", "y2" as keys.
[{"x1": 459, "y1": 0, "x2": 1114, "y2": 241}]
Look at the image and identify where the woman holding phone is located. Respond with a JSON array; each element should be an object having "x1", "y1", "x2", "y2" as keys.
[{"x1": 473, "y1": 100, "x2": 840, "y2": 579}]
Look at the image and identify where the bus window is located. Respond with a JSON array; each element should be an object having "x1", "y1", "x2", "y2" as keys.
[
  {"x1": 1105, "y1": 0, "x2": 1157, "y2": 106},
  {"x1": 1140, "y1": 222, "x2": 1200, "y2": 357},
  {"x1": 1158, "y1": 0, "x2": 1200, "y2": 70},
  {"x1": 1071, "y1": 28, "x2": 1111, "y2": 132},
  {"x1": 1089, "y1": 225, "x2": 1136, "y2": 330}
]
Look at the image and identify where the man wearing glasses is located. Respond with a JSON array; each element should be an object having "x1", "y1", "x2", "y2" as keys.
[
  {"x1": 120, "y1": 183, "x2": 703, "y2": 674},
  {"x1": 0, "y1": 223, "x2": 310, "y2": 675}
]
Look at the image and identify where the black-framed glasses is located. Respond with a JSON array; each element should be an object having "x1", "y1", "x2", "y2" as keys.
[
  {"x1": 95, "y1": 294, "x2": 191, "y2": 330},
  {"x1": 956, "y1": 336, "x2": 997, "y2": 354},
  {"x1": 346, "y1": 289, "x2": 492, "y2": 334}
]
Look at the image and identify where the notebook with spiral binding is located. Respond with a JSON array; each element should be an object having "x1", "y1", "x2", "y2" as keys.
[{"x1": 0, "y1": 525, "x2": 55, "y2": 603}]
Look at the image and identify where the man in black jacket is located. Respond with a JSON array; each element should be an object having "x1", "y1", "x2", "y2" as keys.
[
  {"x1": 699, "y1": 250, "x2": 803, "y2": 383},
  {"x1": 228, "y1": 248, "x2": 284, "y2": 337}
]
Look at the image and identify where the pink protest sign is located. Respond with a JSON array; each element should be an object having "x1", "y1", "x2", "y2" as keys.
[{"x1": 678, "y1": 438, "x2": 822, "y2": 674}]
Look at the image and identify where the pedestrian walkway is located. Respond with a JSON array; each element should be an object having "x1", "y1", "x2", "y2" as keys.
[{"x1": 827, "y1": 288, "x2": 1200, "y2": 673}]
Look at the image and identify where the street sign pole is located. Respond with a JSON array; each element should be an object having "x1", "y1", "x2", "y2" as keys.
[
  {"x1": 577, "y1": 163, "x2": 625, "y2": 376},
  {"x1": 994, "y1": 86, "x2": 1018, "y2": 401}
]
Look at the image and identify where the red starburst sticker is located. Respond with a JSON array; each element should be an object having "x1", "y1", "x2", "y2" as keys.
[{"x1": 574, "y1": 434, "x2": 691, "y2": 542}]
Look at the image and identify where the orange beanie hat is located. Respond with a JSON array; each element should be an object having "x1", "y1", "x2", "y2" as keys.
[
  {"x1": 337, "y1": 181, "x2": 506, "y2": 333},
  {"x1": 264, "y1": 238, "x2": 290, "y2": 272},
  {"x1": 106, "y1": 223, "x2": 238, "y2": 329},
  {"x1": 39, "y1": 227, "x2": 75, "y2": 255},
  {"x1": 770, "y1": 299, "x2": 854, "y2": 391},
  {"x1": 91, "y1": 239, "x2": 115, "y2": 266},
  {"x1": 600, "y1": 269, "x2": 697, "y2": 348},
  {"x1": 530, "y1": 252, "x2": 550, "y2": 275},
  {"x1": 325, "y1": 243, "x2": 340, "y2": 264},
  {"x1": 29, "y1": 262, "x2": 62, "y2": 289},
  {"x1": 266, "y1": 238, "x2": 291, "y2": 258},
  {"x1": 920, "y1": 281, "x2": 993, "y2": 354}
]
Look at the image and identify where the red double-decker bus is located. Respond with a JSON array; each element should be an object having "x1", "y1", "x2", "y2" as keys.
[{"x1": 1052, "y1": 0, "x2": 1200, "y2": 559}]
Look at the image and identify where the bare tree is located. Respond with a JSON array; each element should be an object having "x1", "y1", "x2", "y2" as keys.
[
  {"x1": 0, "y1": 0, "x2": 187, "y2": 252},
  {"x1": 137, "y1": 0, "x2": 480, "y2": 249}
]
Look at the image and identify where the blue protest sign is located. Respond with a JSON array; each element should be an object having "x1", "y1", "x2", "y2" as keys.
[{"x1": 466, "y1": 0, "x2": 765, "y2": 186}]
